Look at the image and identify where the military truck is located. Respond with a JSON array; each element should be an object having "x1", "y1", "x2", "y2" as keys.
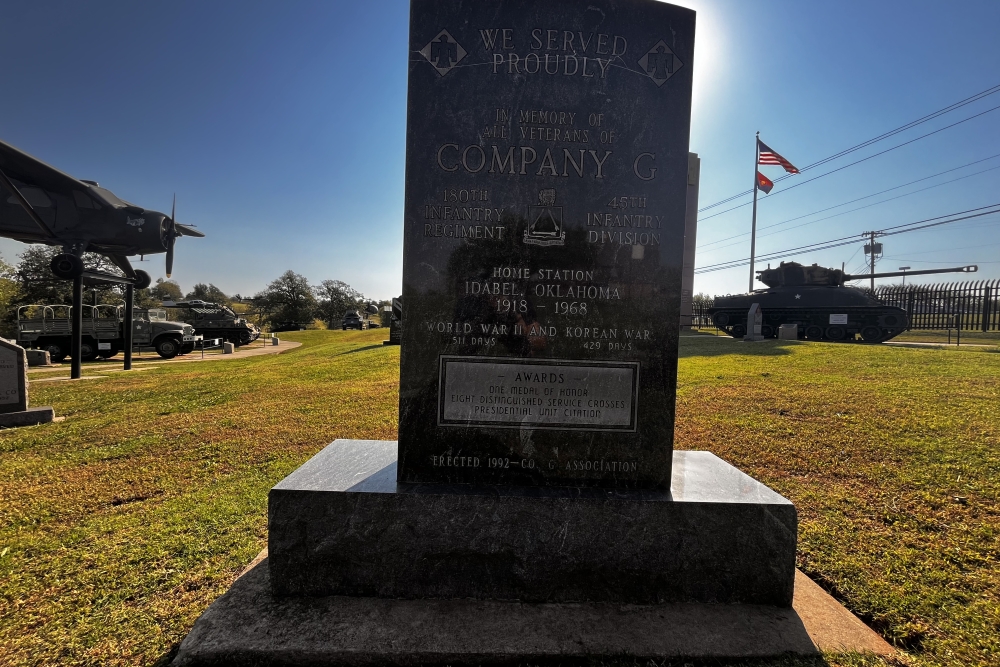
[
  {"x1": 163, "y1": 300, "x2": 261, "y2": 346},
  {"x1": 17, "y1": 304, "x2": 200, "y2": 361}
]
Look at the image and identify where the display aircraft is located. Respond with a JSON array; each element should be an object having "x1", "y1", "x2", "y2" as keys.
[{"x1": 0, "y1": 138, "x2": 204, "y2": 288}]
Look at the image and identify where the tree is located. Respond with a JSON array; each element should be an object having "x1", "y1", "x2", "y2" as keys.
[
  {"x1": 253, "y1": 270, "x2": 316, "y2": 328},
  {"x1": 692, "y1": 292, "x2": 714, "y2": 307},
  {"x1": 151, "y1": 279, "x2": 183, "y2": 303},
  {"x1": 314, "y1": 279, "x2": 364, "y2": 328},
  {"x1": 185, "y1": 282, "x2": 230, "y2": 305},
  {"x1": 12, "y1": 246, "x2": 122, "y2": 307},
  {"x1": 0, "y1": 255, "x2": 18, "y2": 338}
]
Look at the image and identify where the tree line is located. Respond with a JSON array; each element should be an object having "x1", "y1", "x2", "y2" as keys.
[
  {"x1": 0, "y1": 247, "x2": 382, "y2": 335},
  {"x1": 248, "y1": 270, "x2": 384, "y2": 330}
]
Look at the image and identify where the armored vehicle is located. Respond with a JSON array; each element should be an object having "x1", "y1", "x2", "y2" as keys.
[
  {"x1": 342, "y1": 310, "x2": 368, "y2": 330},
  {"x1": 709, "y1": 262, "x2": 977, "y2": 343},
  {"x1": 165, "y1": 300, "x2": 260, "y2": 346},
  {"x1": 17, "y1": 305, "x2": 200, "y2": 361}
]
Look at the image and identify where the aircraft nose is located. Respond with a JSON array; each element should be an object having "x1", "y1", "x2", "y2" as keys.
[{"x1": 159, "y1": 215, "x2": 172, "y2": 248}]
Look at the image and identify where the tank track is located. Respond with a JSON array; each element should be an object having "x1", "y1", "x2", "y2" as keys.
[{"x1": 709, "y1": 306, "x2": 907, "y2": 344}]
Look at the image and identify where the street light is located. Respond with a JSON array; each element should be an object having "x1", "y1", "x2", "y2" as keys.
[{"x1": 899, "y1": 266, "x2": 911, "y2": 287}]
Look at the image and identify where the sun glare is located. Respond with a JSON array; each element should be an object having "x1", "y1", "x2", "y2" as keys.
[{"x1": 657, "y1": 0, "x2": 728, "y2": 121}]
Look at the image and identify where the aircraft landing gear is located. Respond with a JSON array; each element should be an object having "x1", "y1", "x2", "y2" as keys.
[
  {"x1": 50, "y1": 253, "x2": 84, "y2": 279},
  {"x1": 133, "y1": 269, "x2": 151, "y2": 290}
]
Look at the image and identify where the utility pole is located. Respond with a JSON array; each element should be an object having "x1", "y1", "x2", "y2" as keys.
[
  {"x1": 864, "y1": 231, "x2": 884, "y2": 293},
  {"x1": 869, "y1": 230, "x2": 876, "y2": 293},
  {"x1": 748, "y1": 131, "x2": 760, "y2": 293}
]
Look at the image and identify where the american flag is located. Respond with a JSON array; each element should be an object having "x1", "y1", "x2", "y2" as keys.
[{"x1": 758, "y1": 140, "x2": 799, "y2": 174}]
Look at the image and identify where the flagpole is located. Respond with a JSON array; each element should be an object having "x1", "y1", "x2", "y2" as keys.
[{"x1": 749, "y1": 131, "x2": 760, "y2": 293}]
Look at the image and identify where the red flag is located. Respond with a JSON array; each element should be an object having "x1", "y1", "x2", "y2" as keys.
[
  {"x1": 758, "y1": 140, "x2": 800, "y2": 174},
  {"x1": 756, "y1": 170, "x2": 774, "y2": 194}
]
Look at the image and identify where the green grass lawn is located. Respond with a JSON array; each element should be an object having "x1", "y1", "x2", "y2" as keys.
[
  {"x1": 1, "y1": 330, "x2": 998, "y2": 667},
  {"x1": 888, "y1": 329, "x2": 1000, "y2": 346}
]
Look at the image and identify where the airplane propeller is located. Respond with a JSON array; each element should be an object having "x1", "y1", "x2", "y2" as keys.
[
  {"x1": 165, "y1": 194, "x2": 177, "y2": 277},
  {"x1": 160, "y1": 194, "x2": 205, "y2": 278}
]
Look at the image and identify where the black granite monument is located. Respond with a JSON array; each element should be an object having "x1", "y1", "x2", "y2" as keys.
[
  {"x1": 175, "y1": 2, "x2": 803, "y2": 662},
  {"x1": 400, "y1": 0, "x2": 694, "y2": 489},
  {"x1": 266, "y1": 0, "x2": 796, "y2": 609},
  {"x1": 384, "y1": 295, "x2": 402, "y2": 345}
]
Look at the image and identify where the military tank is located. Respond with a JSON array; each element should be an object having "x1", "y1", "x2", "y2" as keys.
[
  {"x1": 164, "y1": 300, "x2": 261, "y2": 346},
  {"x1": 709, "y1": 262, "x2": 977, "y2": 343}
]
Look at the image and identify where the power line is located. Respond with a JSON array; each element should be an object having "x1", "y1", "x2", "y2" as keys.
[
  {"x1": 698, "y1": 164, "x2": 1000, "y2": 255},
  {"x1": 694, "y1": 204, "x2": 1000, "y2": 274},
  {"x1": 698, "y1": 101, "x2": 1000, "y2": 224},
  {"x1": 697, "y1": 153, "x2": 1000, "y2": 250},
  {"x1": 883, "y1": 208, "x2": 1000, "y2": 235},
  {"x1": 882, "y1": 240, "x2": 1000, "y2": 258},
  {"x1": 699, "y1": 82, "x2": 1000, "y2": 213}
]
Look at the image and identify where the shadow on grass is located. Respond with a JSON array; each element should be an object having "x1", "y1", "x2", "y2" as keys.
[
  {"x1": 679, "y1": 336, "x2": 799, "y2": 359},
  {"x1": 336, "y1": 344, "x2": 388, "y2": 356},
  {"x1": 151, "y1": 642, "x2": 179, "y2": 666}
]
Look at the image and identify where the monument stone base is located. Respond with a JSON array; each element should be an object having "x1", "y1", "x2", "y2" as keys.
[
  {"x1": 268, "y1": 440, "x2": 796, "y2": 606},
  {"x1": 172, "y1": 551, "x2": 894, "y2": 665},
  {"x1": 173, "y1": 441, "x2": 895, "y2": 665},
  {"x1": 0, "y1": 406, "x2": 55, "y2": 428}
]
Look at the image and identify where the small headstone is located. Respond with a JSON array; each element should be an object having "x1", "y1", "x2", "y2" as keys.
[
  {"x1": 25, "y1": 349, "x2": 53, "y2": 367},
  {"x1": 744, "y1": 303, "x2": 765, "y2": 342},
  {"x1": 384, "y1": 296, "x2": 402, "y2": 346},
  {"x1": 0, "y1": 338, "x2": 28, "y2": 413},
  {"x1": 223, "y1": 342, "x2": 235, "y2": 354},
  {"x1": 0, "y1": 338, "x2": 54, "y2": 428},
  {"x1": 778, "y1": 323, "x2": 798, "y2": 340}
]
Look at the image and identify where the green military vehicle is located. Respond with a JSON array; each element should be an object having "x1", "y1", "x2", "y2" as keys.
[
  {"x1": 342, "y1": 310, "x2": 368, "y2": 330},
  {"x1": 17, "y1": 304, "x2": 201, "y2": 361},
  {"x1": 164, "y1": 300, "x2": 261, "y2": 346}
]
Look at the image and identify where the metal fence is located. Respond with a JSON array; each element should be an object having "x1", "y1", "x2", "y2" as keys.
[
  {"x1": 875, "y1": 280, "x2": 1000, "y2": 332},
  {"x1": 688, "y1": 280, "x2": 1000, "y2": 332},
  {"x1": 691, "y1": 302, "x2": 714, "y2": 329}
]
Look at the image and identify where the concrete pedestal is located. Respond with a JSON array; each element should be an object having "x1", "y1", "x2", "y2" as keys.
[
  {"x1": 172, "y1": 551, "x2": 894, "y2": 665},
  {"x1": 268, "y1": 440, "x2": 797, "y2": 606},
  {"x1": 172, "y1": 441, "x2": 897, "y2": 665},
  {"x1": 0, "y1": 406, "x2": 55, "y2": 428}
]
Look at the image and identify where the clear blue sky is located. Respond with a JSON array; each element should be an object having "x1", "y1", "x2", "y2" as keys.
[{"x1": 1, "y1": 0, "x2": 998, "y2": 299}]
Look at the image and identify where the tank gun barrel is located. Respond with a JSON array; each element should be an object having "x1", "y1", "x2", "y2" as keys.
[{"x1": 843, "y1": 265, "x2": 977, "y2": 281}]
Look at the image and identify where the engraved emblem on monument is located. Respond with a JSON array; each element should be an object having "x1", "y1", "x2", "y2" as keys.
[
  {"x1": 418, "y1": 30, "x2": 467, "y2": 76},
  {"x1": 523, "y1": 189, "x2": 566, "y2": 247},
  {"x1": 638, "y1": 41, "x2": 684, "y2": 87}
]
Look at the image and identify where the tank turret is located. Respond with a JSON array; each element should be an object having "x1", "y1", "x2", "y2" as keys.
[
  {"x1": 756, "y1": 262, "x2": 845, "y2": 288},
  {"x1": 708, "y1": 262, "x2": 977, "y2": 343},
  {"x1": 757, "y1": 261, "x2": 976, "y2": 288}
]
